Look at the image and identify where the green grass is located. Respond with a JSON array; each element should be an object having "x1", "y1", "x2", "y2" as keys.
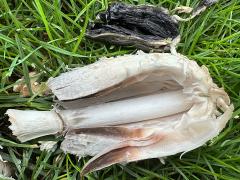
[{"x1": 0, "y1": 0, "x2": 240, "y2": 179}]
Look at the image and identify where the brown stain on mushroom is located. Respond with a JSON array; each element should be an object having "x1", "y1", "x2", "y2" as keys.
[
  {"x1": 81, "y1": 146, "x2": 140, "y2": 175},
  {"x1": 81, "y1": 132, "x2": 165, "y2": 175},
  {"x1": 68, "y1": 126, "x2": 150, "y2": 140}
]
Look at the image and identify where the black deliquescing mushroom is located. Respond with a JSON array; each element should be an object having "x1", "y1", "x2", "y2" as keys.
[{"x1": 86, "y1": 0, "x2": 219, "y2": 52}]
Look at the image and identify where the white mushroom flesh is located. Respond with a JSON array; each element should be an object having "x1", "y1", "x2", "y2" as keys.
[{"x1": 6, "y1": 51, "x2": 233, "y2": 175}]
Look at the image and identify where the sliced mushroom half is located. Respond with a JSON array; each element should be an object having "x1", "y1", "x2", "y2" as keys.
[{"x1": 6, "y1": 51, "x2": 233, "y2": 175}]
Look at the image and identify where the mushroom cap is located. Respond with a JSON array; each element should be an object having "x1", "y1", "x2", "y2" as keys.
[
  {"x1": 48, "y1": 51, "x2": 233, "y2": 175},
  {"x1": 86, "y1": 3, "x2": 179, "y2": 52}
]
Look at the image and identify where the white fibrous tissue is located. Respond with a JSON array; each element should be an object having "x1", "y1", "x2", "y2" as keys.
[{"x1": 6, "y1": 51, "x2": 233, "y2": 175}]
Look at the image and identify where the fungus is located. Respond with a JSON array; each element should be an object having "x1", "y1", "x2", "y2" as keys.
[
  {"x1": 6, "y1": 0, "x2": 231, "y2": 176},
  {"x1": 86, "y1": 0, "x2": 219, "y2": 52},
  {"x1": 6, "y1": 51, "x2": 233, "y2": 175}
]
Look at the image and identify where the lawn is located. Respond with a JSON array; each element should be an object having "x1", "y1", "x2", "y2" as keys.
[{"x1": 0, "y1": 0, "x2": 240, "y2": 179}]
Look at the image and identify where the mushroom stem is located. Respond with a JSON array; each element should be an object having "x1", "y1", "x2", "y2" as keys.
[
  {"x1": 6, "y1": 110, "x2": 63, "y2": 142},
  {"x1": 6, "y1": 90, "x2": 191, "y2": 142},
  {"x1": 60, "y1": 90, "x2": 192, "y2": 128}
]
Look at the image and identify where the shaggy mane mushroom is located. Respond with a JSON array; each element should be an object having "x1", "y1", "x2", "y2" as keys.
[{"x1": 6, "y1": 51, "x2": 233, "y2": 175}]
